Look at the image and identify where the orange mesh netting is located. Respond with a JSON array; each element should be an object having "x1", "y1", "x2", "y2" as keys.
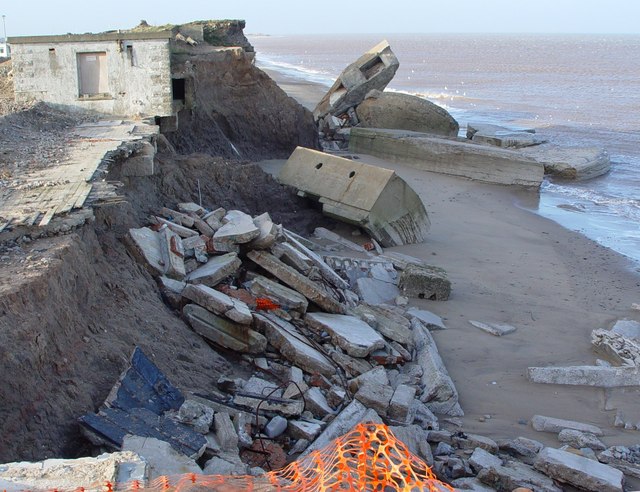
[{"x1": 4, "y1": 423, "x2": 454, "y2": 492}]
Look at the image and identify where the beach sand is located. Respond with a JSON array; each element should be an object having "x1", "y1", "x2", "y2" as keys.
[{"x1": 261, "y1": 67, "x2": 640, "y2": 452}]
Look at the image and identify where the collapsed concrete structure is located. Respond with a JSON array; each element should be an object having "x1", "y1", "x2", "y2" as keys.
[{"x1": 278, "y1": 147, "x2": 430, "y2": 246}]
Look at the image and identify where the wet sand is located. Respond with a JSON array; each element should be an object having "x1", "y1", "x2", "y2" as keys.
[{"x1": 262, "y1": 66, "x2": 640, "y2": 450}]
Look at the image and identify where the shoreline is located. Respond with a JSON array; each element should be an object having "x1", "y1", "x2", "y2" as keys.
[{"x1": 261, "y1": 66, "x2": 640, "y2": 450}]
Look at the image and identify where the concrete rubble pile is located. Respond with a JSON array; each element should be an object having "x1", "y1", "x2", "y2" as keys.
[{"x1": 2, "y1": 204, "x2": 637, "y2": 490}]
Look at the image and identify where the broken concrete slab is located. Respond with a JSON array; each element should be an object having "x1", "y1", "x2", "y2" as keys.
[
  {"x1": 126, "y1": 227, "x2": 165, "y2": 276},
  {"x1": 157, "y1": 228, "x2": 187, "y2": 282},
  {"x1": 183, "y1": 284, "x2": 252, "y2": 325},
  {"x1": 598, "y1": 446, "x2": 640, "y2": 479},
  {"x1": 406, "y1": 308, "x2": 446, "y2": 330},
  {"x1": 279, "y1": 149, "x2": 430, "y2": 247},
  {"x1": 161, "y1": 207, "x2": 196, "y2": 228},
  {"x1": 122, "y1": 436, "x2": 202, "y2": 481},
  {"x1": 314, "y1": 227, "x2": 368, "y2": 253},
  {"x1": 271, "y1": 242, "x2": 313, "y2": 275},
  {"x1": 534, "y1": 447, "x2": 624, "y2": 492},
  {"x1": 122, "y1": 141, "x2": 156, "y2": 176},
  {"x1": 412, "y1": 319, "x2": 463, "y2": 416},
  {"x1": 283, "y1": 229, "x2": 349, "y2": 290},
  {"x1": 174, "y1": 399, "x2": 214, "y2": 435},
  {"x1": 357, "y1": 90, "x2": 459, "y2": 137},
  {"x1": 398, "y1": 263, "x2": 451, "y2": 301},
  {"x1": 253, "y1": 313, "x2": 335, "y2": 376},
  {"x1": 477, "y1": 459, "x2": 562, "y2": 492},
  {"x1": 304, "y1": 387, "x2": 335, "y2": 418},
  {"x1": 469, "y1": 447, "x2": 502, "y2": 473},
  {"x1": 467, "y1": 122, "x2": 543, "y2": 149},
  {"x1": 0, "y1": 452, "x2": 147, "y2": 492},
  {"x1": 355, "y1": 277, "x2": 400, "y2": 305},
  {"x1": 152, "y1": 216, "x2": 199, "y2": 238},
  {"x1": 355, "y1": 304, "x2": 414, "y2": 348},
  {"x1": 213, "y1": 210, "x2": 260, "y2": 248},
  {"x1": 186, "y1": 253, "x2": 241, "y2": 287},
  {"x1": 450, "y1": 477, "x2": 497, "y2": 492},
  {"x1": 527, "y1": 365, "x2": 640, "y2": 388},
  {"x1": 247, "y1": 250, "x2": 345, "y2": 314},
  {"x1": 469, "y1": 320, "x2": 516, "y2": 336},
  {"x1": 388, "y1": 384, "x2": 417, "y2": 423},
  {"x1": 531, "y1": 415, "x2": 603, "y2": 436},
  {"x1": 558, "y1": 429, "x2": 606, "y2": 451},
  {"x1": 249, "y1": 212, "x2": 280, "y2": 249},
  {"x1": 328, "y1": 347, "x2": 373, "y2": 377},
  {"x1": 350, "y1": 127, "x2": 545, "y2": 187},
  {"x1": 348, "y1": 365, "x2": 389, "y2": 393},
  {"x1": 521, "y1": 145, "x2": 611, "y2": 180},
  {"x1": 300, "y1": 400, "x2": 382, "y2": 457},
  {"x1": 288, "y1": 419, "x2": 323, "y2": 441},
  {"x1": 388, "y1": 425, "x2": 433, "y2": 466},
  {"x1": 592, "y1": 329, "x2": 640, "y2": 366},
  {"x1": 313, "y1": 40, "x2": 399, "y2": 121},
  {"x1": 234, "y1": 376, "x2": 304, "y2": 417},
  {"x1": 305, "y1": 312, "x2": 385, "y2": 358},
  {"x1": 247, "y1": 274, "x2": 308, "y2": 313},
  {"x1": 177, "y1": 202, "x2": 205, "y2": 216},
  {"x1": 355, "y1": 382, "x2": 394, "y2": 417},
  {"x1": 183, "y1": 304, "x2": 267, "y2": 354}
]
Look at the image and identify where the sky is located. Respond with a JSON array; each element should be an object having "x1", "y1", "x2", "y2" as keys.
[{"x1": 2, "y1": 0, "x2": 639, "y2": 38}]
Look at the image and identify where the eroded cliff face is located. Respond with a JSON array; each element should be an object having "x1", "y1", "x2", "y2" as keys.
[{"x1": 166, "y1": 48, "x2": 319, "y2": 160}]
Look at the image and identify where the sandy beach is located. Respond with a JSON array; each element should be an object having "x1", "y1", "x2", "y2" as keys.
[{"x1": 263, "y1": 67, "x2": 640, "y2": 451}]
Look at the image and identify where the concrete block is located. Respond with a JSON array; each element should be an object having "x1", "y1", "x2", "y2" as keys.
[
  {"x1": 214, "y1": 210, "x2": 260, "y2": 247},
  {"x1": 264, "y1": 416, "x2": 288, "y2": 438},
  {"x1": 279, "y1": 149, "x2": 430, "y2": 247},
  {"x1": 469, "y1": 447, "x2": 502, "y2": 473},
  {"x1": 522, "y1": 145, "x2": 610, "y2": 180},
  {"x1": 247, "y1": 250, "x2": 345, "y2": 314},
  {"x1": 350, "y1": 127, "x2": 544, "y2": 187},
  {"x1": 355, "y1": 277, "x2": 400, "y2": 305},
  {"x1": 406, "y1": 308, "x2": 447, "y2": 330},
  {"x1": 388, "y1": 425, "x2": 433, "y2": 466},
  {"x1": 127, "y1": 227, "x2": 164, "y2": 276},
  {"x1": 304, "y1": 387, "x2": 335, "y2": 418},
  {"x1": 249, "y1": 212, "x2": 280, "y2": 249},
  {"x1": 477, "y1": 459, "x2": 562, "y2": 492},
  {"x1": 157, "y1": 227, "x2": 186, "y2": 280},
  {"x1": 288, "y1": 420, "x2": 323, "y2": 441},
  {"x1": 153, "y1": 216, "x2": 199, "y2": 238},
  {"x1": 558, "y1": 429, "x2": 606, "y2": 451},
  {"x1": 306, "y1": 312, "x2": 385, "y2": 358},
  {"x1": 348, "y1": 366, "x2": 389, "y2": 393},
  {"x1": 313, "y1": 40, "x2": 399, "y2": 120},
  {"x1": 234, "y1": 377, "x2": 304, "y2": 417},
  {"x1": 531, "y1": 415, "x2": 603, "y2": 436},
  {"x1": 186, "y1": 253, "x2": 241, "y2": 287},
  {"x1": 183, "y1": 304, "x2": 266, "y2": 354},
  {"x1": 271, "y1": 242, "x2": 313, "y2": 275},
  {"x1": 253, "y1": 313, "x2": 334, "y2": 376},
  {"x1": 175, "y1": 399, "x2": 214, "y2": 434},
  {"x1": 534, "y1": 447, "x2": 624, "y2": 492},
  {"x1": 399, "y1": 263, "x2": 451, "y2": 301}
]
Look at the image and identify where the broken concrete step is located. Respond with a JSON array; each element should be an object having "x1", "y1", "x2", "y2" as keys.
[
  {"x1": 355, "y1": 382, "x2": 394, "y2": 417},
  {"x1": 247, "y1": 250, "x2": 344, "y2": 314},
  {"x1": 469, "y1": 320, "x2": 516, "y2": 336},
  {"x1": 247, "y1": 274, "x2": 308, "y2": 313},
  {"x1": 183, "y1": 284, "x2": 252, "y2": 325},
  {"x1": 158, "y1": 227, "x2": 186, "y2": 280},
  {"x1": 183, "y1": 304, "x2": 266, "y2": 354},
  {"x1": 253, "y1": 313, "x2": 334, "y2": 376},
  {"x1": 534, "y1": 447, "x2": 624, "y2": 492},
  {"x1": 305, "y1": 312, "x2": 385, "y2": 358},
  {"x1": 186, "y1": 253, "x2": 241, "y2": 287}
]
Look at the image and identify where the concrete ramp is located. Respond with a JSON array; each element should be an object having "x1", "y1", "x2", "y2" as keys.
[
  {"x1": 279, "y1": 147, "x2": 430, "y2": 247},
  {"x1": 349, "y1": 128, "x2": 544, "y2": 187}
]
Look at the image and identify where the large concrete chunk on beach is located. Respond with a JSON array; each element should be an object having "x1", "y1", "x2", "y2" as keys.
[
  {"x1": 356, "y1": 90, "x2": 459, "y2": 137},
  {"x1": 313, "y1": 40, "x2": 399, "y2": 120},
  {"x1": 521, "y1": 145, "x2": 611, "y2": 180},
  {"x1": 349, "y1": 127, "x2": 545, "y2": 187},
  {"x1": 279, "y1": 147, "x2": 430, "y2": 246}
]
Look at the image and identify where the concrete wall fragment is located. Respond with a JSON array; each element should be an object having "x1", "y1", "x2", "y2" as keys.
[{"x1": 279, "y1": 147, "x2": 430, "y2": 247}]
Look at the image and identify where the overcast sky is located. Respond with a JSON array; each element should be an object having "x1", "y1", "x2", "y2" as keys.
[{"x1": 3, "y1": 0, "x2": 639, "y2": 38}]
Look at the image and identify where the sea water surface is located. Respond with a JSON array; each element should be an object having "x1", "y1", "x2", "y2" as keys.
[{"x1": 249, "y1": 34, "x2": 640, "y2": 265}]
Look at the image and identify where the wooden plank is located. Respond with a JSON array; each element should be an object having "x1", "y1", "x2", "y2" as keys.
[
  {"x1": 38, "y1": 207, "x2": 57, "y2": 227},
  {"x1": 55, "y1": 182, "x2": 83, "y2": 214},
  {"x1": 72, "y1": 184, "x2": 93, "y2": 210}
]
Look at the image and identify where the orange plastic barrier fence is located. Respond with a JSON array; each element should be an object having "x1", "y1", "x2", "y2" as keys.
[{"x1": 4, "y1": 423, "x2": 454, "y2": 492}]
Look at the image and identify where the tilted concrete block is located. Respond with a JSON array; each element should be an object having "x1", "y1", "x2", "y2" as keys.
[{"x1": 279, "y1": 147, "x2": 430, "y2": 247}]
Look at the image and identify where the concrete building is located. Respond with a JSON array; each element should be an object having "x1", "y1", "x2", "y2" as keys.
[{"x1": 8, "y1": 31, "x2": 174, "y2": 117}]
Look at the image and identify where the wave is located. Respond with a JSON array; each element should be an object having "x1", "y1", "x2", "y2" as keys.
[
  {"x1": 542, "y1": 181, "x2": 640, "y2": 223},
  {"x1": 255, "y1": 56, "x2": 335, "y2": 87}
]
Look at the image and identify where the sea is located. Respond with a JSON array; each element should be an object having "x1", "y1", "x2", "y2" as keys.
[{"x1": 249, "y1": 33, "x2": 640, "y2": 266}]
